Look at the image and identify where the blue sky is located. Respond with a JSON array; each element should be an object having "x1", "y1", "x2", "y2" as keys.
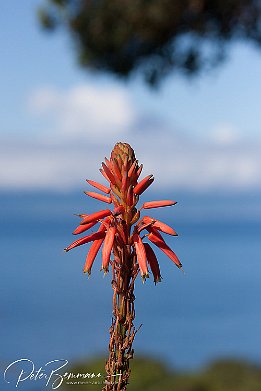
[{"x1": 1, "y1": 1, "x2": 261, "y2": 191}]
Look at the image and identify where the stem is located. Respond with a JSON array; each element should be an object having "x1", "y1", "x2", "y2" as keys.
[{"x1": 103, "y1": 247, "x2": 139, "y2": 390}]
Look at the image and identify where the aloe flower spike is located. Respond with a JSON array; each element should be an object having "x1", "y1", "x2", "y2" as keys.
[{"x1": 65, "y1": 142, "x2": 182, "y2": 390}]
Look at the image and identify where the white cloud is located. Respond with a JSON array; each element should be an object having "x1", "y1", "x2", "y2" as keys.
[
  {"x1": 1, "y1": 83, "x2": 261, "y2": 192},
  {"x1": 127, "y1": 129, "x2": 261, "y2": 191},
  {"x1": 210, "y1": 123, "x2": 241, "y2": 145},
  {"x1": 28, "y1": 84, "x2": 134, "y2": 142},
  {"x1": 0, "y1": 141, "x2": 111, "y2": 190}
]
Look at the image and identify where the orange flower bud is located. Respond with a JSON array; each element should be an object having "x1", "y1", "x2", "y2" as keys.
[
  {"x1": 64, "y1": 230, "x2": 106, "y2": 252},
  {"x1": 147, "y1": 230, "x2": 182, "y2": 268},
  {"x1": 142, "y1": 216, "x2": 177, "y2": 236},
  {"x1": 86, "y1": 179, "x2": 110, "y2": 194},
  {"x1": 80, "y1": 209, "x2": 112, "y2": 225},
  {"x1": 153, "y1": 220, "x2": 177, "y2": 236},
  {"x1": 144, "y1": 243, "x2": 161, "y2": 284},
  {"x1": 127, "y1": 186, "x2": 134, "y2": 206},
  {"x1": 84, "y1": 191, "x2": 112, "y2": 204},
  {"x1": 128, "y1": 161, "x2": 137, "y2": 178},
  {"x1": 83, "y1": 237, "x2": 105, "y2": 275},
  {"x1": 105, "y1": 157, "x2": 112, "y2": 170},
  {"x1": 102, "y1": 162, "x2": 116, "y2": 185},
  {"x1": 136, "y1": 164, "x2": 143, "y2": 179},
  {"x1": 121, "y1": 169, "x2": 128, "y2": 193},
  {"x1": 73, "y1": 220, "x2": 98, "y2": 235},
  {"x1": 133, "y1": 175, "x2": 154, "y2": 195},
  {"x1": 99, "y1": 168, "x2": 110, "y2": 182},
  {"x1": 111, "y1": 159, "x2": 122, "y2": 181},
  {"x1": 143, "y1": 200, "x2": 177, "y2": 209},
  {"x1": 121, "y1": 155, "x2": 128, "y2": 173},
  {"x1": 133, "y1": 233, "x2": 149, "y2": 278},
  {"x1": 102, "y1": 226, "x2": 116, "y2": 271}
]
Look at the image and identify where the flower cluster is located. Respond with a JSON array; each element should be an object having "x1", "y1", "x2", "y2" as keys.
[{"x1": 65, "y1": 142, "x2": 182, "y2": 283}]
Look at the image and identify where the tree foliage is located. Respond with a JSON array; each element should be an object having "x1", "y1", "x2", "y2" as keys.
[{"x1": 39, "y1": 0, "x2": 261, "y2": 84}]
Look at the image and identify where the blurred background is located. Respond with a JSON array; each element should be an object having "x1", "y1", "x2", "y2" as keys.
[{"x1": 1, "y1": 1, "x2": 261, "y2": 390}]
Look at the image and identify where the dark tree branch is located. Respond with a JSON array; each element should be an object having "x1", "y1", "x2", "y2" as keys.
[{"x1": 39, "y1": 0, "x2": 261, "y2": 85}]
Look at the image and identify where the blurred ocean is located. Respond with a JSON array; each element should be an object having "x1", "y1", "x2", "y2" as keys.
[{"x1": 1, "y1": 190, "x2": 261, "y2": 390}]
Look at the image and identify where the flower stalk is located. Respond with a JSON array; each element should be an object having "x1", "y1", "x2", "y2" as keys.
[{"x1": 65, "y1": 142, "x2": 182, "y2": 390}]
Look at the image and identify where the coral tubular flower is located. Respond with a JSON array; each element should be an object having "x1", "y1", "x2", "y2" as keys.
[
  {"x1": 133, "y1": 174, "x2": 154, "y2": 195},
  {"x1": 142, "y1": 216, "x2": 178, "y2": 236},
  {"x1": 121, "y1": 169, "x2": 128, "y2": 193},
  {"x1": 102, "y1": 162, "x2": 117, "y2": 186},
  {"x1": 133, "y1": 233, "x2": 149, "y2": 279},
  {"x1": 102, "y1": 226, "x2": 116, "y2": 272},
  {"x1": 127, "y1": 185, "x2": 134, "y2": 206},
  {"x1": 112, "y1": 158, "x2": 122, "y2": 181},
  {"x1": 73, "y1": 220, "x2": 98, "y2": 235},
  {"x1": 128, "y1": 161, "x2": 137, "y2": 177},
  {"x1": 143, "y1": 200, "x2": 177, "y2": 209},
  {"x1": 86, "y1": 179, "x2": 110, "y2": 194},
  {"x1": 152, "y1": 219, "x2": 178, "y2": 236},
  {"x1": 83, "y1": 236, "x2": 105, "y2": 275},
  {"x1": 144, "y1": 243, "x2": 162, "y2": 284},
  {"x1": 80, "y1": 209, "x2": 112, "y2": 225},
  {"x1": 64, "y1": 230, "x2": 106, "y2": 252},
  {"x1": 84, "y1": 191, "x2": 112, "y2": 204},
  {"x1": 136, "y1": 163, "x2": 143, "y2": 178},
  {"x1": 99, "y1": 168, "x2": 110, "y2": 182},
  {"x1": 147, "y1": 229, "x2": 182, "y2": 268},
  {"x1": 65, "y1": 142, "x2": 182, "y2": 390}
]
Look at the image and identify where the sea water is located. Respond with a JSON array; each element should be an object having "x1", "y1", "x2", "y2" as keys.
[{"x1": 1, "y1": 191, "x2": 260, "y2": 389}]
